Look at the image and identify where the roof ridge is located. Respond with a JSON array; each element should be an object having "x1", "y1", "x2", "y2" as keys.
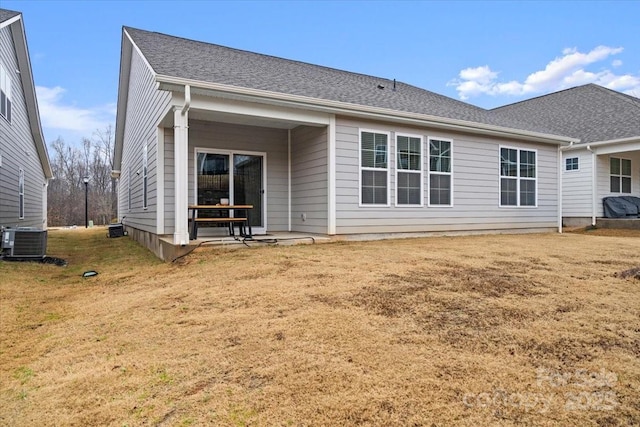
[
  {"x1": 590, "y1": 84, "x2": 640, "y2": 108},
  {"x1": 124, "y1": 26, "x2": 414, "y2": 91},
  {"x1": 491, "y1": 84, "x2": 593, "y2": 111}
]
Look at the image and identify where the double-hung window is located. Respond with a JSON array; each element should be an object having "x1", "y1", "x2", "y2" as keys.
[
  {"x1": 428, "y1": 138, "x2": 452, "y2": 206},
  {"x1": 0, "y1": 64, "x2": 12, "y2": 123},
  {"x1": 18, "y1": 168, "x2": 24, "y2": 219},
  {"x1": 500, "y1": 147, "x2": 536, "y2": 207},
  {"x1": 142, "y1": 144, "x2": 148, "y2": 209},
  {"x1": 396, "y1": 134, "x2": 422, "y2": 206},
  {"x1": 610, "y1": 157, "x2": 631, "y2": 193},
  {"x1": 360, "y1": 130, "x2": 389, "y2": 205}
]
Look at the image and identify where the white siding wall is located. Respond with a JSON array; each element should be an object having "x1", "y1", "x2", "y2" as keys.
[
  {"x1": 290, "y1": 125, "x2": 328, "y2": 234},
  {"x1": 118, "y1": 47, "x2": 171, "y2": 233},
  {"x1": 182, "y1": 120, "x2": 288, "y2": 234},
  {"x1": 596, "y1": 151, "x2": 640, "y2": 217},
  {"x1": 562, "y1": 148, "x2": 593, "y2": 217},
  {"x1": 0, "y1": 25, "x2": 46, "y2": 229},
  {"x1": 335, "y1": 117, "x2": 559, "y2": 234}
]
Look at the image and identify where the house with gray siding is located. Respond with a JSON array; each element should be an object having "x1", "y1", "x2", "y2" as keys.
[
  {"x1": 0, "y1": 9, "x2": 52, "y2": 230},
  {"x1": 494, "y1": 84, "x2": 640, "y2": 227},
  {"x1": 114, "y1": 27, "x2": 577, "y2": 260}
]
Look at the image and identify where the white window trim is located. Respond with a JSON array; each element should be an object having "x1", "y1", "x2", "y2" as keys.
[
  {"x1": 142, "y1": 143, "x2": 148, "y2": 210},
  {"x1": 127, "y1": 166, "x2": 132, "y2": 211},
  {"x1": 359, "y1": 129, "x2": 390, "y2": 207},
  {"x1": 427, "y1": 137, "x2": 454, "y2": 208},
  {"x1": 609, "y1": 156, "x2": 632, "y2": 194},
  {"x1": 565, "y1": 156, "x2": 580, "y2": 172},
  {"x1": 395, "y1": 133, "x2": 424, "y2": 207},
  {"x1": 18, "y1": 167, "x2": 24, "y2": 219},
  {"x1": 193, "y1": 147, "x2": 268, "y2": 233},
  {"x1": 0, "y1": 64, "x2": 11, "y2": 123},
  {"x1": 499, "y1": 145, "x2": 538, "y2": 208}
]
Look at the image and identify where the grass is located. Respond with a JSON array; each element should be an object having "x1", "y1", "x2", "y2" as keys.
[{"x1": 1, "y1": 226, "x2": 639, "y2": 426}]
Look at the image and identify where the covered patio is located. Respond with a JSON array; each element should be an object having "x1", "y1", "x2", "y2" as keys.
[{"x1": 156, "y1": 84, "x2": 336, "y2": 246}]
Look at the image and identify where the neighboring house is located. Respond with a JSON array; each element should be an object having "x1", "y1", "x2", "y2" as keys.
[
  {"x1": 494, "y1": 84, "x2": 640, "y2": 226},
  {"x1": 114, "y1": 27, "x2": 576, "y2": 260},
  {"x1": 0, "y1": 9, "x2": 52, "y2": 230}
]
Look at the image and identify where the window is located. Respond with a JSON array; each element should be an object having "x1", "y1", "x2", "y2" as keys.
[
  {"x1": 610, "y1": 157, "x2": 631, "y2": 193},
  {"x1": 127, "y1": 166, "x2": 132, "y2": 211},
  {"x1": 429, "y1": 138, "x2": 452, "y2": 206},
  {"x1": 565, "y1": 157, "x2": 579, "y2": 171},
  {"x1": 396, "y1": 134, "x2": 422, "y2": 205},
  {"x1": 142, "y1": 144, "x2": 148, "y2": 209},
  {"x1": 500, "y1": 147, "x2": 536, "y2": 207},
  {"x1": 360, "y1": 130, "x2": 389, "y2": 205},
  {"x1": 18, "y1": 168, "x2": 24, "y2": 219},
  {"x1": 0, "y1": 64, "x2": 11, "y2": 123}
]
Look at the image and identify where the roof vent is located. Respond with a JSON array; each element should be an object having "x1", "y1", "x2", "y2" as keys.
[{"x1": 377, "y1": 84, "x2": 385, "y2": 90}]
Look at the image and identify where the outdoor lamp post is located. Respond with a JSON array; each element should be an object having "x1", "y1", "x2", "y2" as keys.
[{"x1": 83, "y1": 176, "x2": 89, "y2": 228}]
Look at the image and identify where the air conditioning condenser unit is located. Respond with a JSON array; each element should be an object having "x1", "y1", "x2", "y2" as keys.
[{"x1": 1, "y1": 228, "x2": 48, "y2": 258}]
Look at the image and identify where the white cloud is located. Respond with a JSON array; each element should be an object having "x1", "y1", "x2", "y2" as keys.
[
  {"x1": 448, "y1": 46, "x2": 640, "y2": 101},
  {"x1": 36, "y1": 86, "x2": 115, "y2": 142}
]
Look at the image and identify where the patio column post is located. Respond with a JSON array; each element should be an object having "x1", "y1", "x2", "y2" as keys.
[{"x1": 173, "y1": 106, "x2": 190, "y2": 245}]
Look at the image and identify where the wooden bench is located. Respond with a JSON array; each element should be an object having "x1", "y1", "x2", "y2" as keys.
[{"x1": 191, "y1": 217, "x2": 248, "y2": 239}]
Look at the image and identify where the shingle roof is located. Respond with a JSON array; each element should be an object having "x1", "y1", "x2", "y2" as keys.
[
  {"x1": 124, "y1": 26, "x2": 564, "y2": 136},
  {"x1": 493, "y1": 84, "x2": 640, "y2": 144},
  {"x1": 0, "y1": 8, "x2": 20, "y2": 23}
]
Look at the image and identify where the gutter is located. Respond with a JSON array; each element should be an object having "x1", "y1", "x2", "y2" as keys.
[
  {"x1": 563, "y1": 135, "x2": 640, "y2": 150},
  {"x1": 156, "y1": 75, "x2": 578, "y2": 146}
]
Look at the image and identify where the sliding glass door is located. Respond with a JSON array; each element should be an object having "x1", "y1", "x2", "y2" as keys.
[{"x1": 196, "y1": 149, "x2": 265, "y2": 234}]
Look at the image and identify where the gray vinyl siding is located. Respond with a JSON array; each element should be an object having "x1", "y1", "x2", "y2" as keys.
[
  {"x1": 562, "y1": 149, "x2": 593, "y2": 217},
  {"x1": 184, "y1": 120, "x2": 288, "y2": 234},
  {"x1": 0, "y1": 25, "x2": 46, "y2": 229},
  {"x1": 290, "y1": 125, "x2": 328, "y2": 233},
  {"x1": 596, "y1": 151, "x2": 640, "y2": 217},
  {"x1": 335, "y1": 116, "x2": 559, "y2": 234},
  {"x1": 118, "y1": 46, "x2": 171, "y2": 233}
]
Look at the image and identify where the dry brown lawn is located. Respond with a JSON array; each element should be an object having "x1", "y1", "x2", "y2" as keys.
[{"x1": 1, "y1": 227, "x2": 639, "y2": 426}]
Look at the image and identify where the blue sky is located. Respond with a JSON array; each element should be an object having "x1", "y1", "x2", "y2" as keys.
[{"x1": 3, "y1": 0, "x2": 640, "y2": 146}]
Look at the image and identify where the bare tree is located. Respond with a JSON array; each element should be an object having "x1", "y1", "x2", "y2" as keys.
[
  {"x1": 47, "y1": 126, "x2": 117, "y2": 226},
  {"x1": 93, "y1": 125, "x2": 116, "y2": 220}
]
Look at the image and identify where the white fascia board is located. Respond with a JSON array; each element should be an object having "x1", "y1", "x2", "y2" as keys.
[
  {"x1": 565, "y1": 136, "x2": 640, "y2": 151},
  {"x1": 9, "y1": 16, "x2": 53, "y2": 179},
  {"x1": 156, "y1": 75, "x2": 577, "y2": 146},
  {"x1": 0, "y1": 13, "x2": 21, "y2": 29},
  {"x1": 115, "y1": 29, "x2": 161, "y2": 171},
  {"x1": 580, "y1": 137, "x2": 640, "y2": 155},
  {"x1": 114, "y1": 31, "x2": 133, "y2": 171}
]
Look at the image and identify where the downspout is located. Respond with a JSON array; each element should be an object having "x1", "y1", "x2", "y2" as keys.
[
  {"x1": 557, "y1": 141, "x2": 575, "y2": 233},
  {"x1": 586, "y1": 145, "x2": 597, "y2": 227},
  {"x1": 288, "y1": 129, "x2": 292, "y2": 232},
  {"x1": 557, "y1": 145, "x2": 562, "y2": 233},
  {"x1": 182, "y1": 84, "x2": 191, "y2": 114}
]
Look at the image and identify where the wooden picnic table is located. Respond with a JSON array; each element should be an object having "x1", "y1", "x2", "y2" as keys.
[{"x1": 188, "y1": 204, "x2": 253, "y2": 240}]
